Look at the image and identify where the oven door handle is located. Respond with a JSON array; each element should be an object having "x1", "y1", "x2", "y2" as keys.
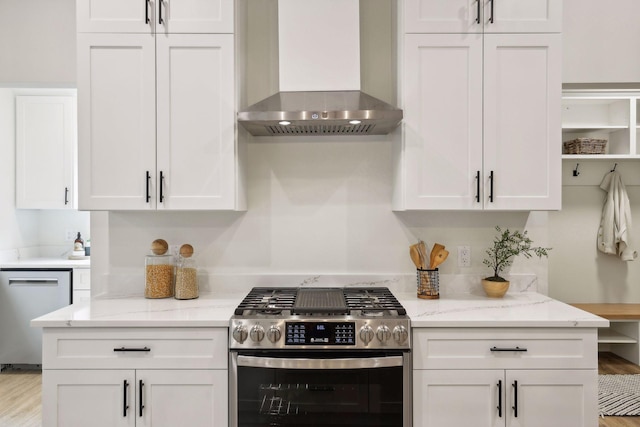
[{"x1": 236, "y1": 355, "x2": 404, "y2": 370}]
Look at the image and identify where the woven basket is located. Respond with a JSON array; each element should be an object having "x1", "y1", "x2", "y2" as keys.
[{"x1": 563, "y1": 138, "x2": 607, "y2": 155}]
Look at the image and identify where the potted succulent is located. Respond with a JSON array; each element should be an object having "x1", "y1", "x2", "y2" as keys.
[{"x1": 482, "y1": 226, "x2": 551, "y2": 298}]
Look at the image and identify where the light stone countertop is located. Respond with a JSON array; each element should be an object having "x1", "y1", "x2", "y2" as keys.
[
  {"x1": 1, "y1": 257, "x2": 91, "y2": 269},
  {"x1": 31, "y1": 291, "x2": 608, "y2": 329}
]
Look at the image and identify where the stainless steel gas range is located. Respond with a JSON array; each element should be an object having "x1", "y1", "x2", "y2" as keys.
[{"x1": 229, "y1": 287, "x2": 411, "y2": 427}]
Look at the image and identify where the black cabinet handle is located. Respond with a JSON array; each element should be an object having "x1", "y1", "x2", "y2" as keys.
[
  {"x1": 512, "y1": 380, "x2": 518, "y2": 417},
  {"x1": 159, "y1": 0, "x2": 164, "y2": 25},
  {"x1": 64, "y1": 187, "x2": 69, "y2": 205},
  {"x1": 159, "y1": 171, "x2": 165, "y2": 203},
  {"x1": 497, "y1": 379, "x2": 502, "y2": 417},
  {"x1": 489, "y1": 170, "x2": 494, "y2": 202},
  {"x1": 476, "y1": 0, "x2": 481, "y2": 24},
  {"x1": 146, "y1": 171, "x2": 151, "y2": 203},
  {"x1": 139, "y1": 380, "x2": 145, "y2": 416},
  {"x1": 114, "y1": 347, "x2": 151, "y2": 352},
  {"x1": 489, "y1": 0, "x2": 494, "y2": 23},
  {"x1": 475, "y1": 171, "x2": 480, "y2": 203},
  {"x1": 123, "y1": 380, "x2": 129, "y2": 417},
  {"x1": 490, "y1": 346, "x2": 527, "y2": 352},
  {"x1": 145, "y1": 0, "x2": 150, "y2": 24}
]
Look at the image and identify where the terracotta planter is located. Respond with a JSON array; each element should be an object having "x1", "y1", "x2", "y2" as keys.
[{"x1": 481, "y1": 279, "x2": 510, "y2": 298}]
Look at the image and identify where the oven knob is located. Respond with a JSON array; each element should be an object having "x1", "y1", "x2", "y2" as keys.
[
  {"x1": 376, "y1": 325, "x2": 391, "y2": 343},
  {"x1": 359, "y1": 325, "x2": 374, "y2": 345},
  {"x1": 232, "y1": 325, "x2": 248, "y2": 344},
  {"x1": 393, "y1": 325, "x2": 409, "y2": 345},
  {"x1": 266, "y1": 326, "x2": 282, "y2": 343},
  {"x1": 250, "y1": 325, "x2": 265, "y2": 342}
]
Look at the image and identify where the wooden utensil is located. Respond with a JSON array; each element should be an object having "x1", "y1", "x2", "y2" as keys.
[
  {"x1": 430, "y1": 248, "x2": 449, "y2": 269},
  {"x1": 429, "y1": 243, "x2": 445, "y2": 269},
  {"x1": 409, "y1": 244, "x2": 422, "y2": 269},
  {"x1": 417, "y1": 240, "x2": 428, "y2": 269}
]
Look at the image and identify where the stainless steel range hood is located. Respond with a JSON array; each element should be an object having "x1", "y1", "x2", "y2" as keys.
[{"x1": 238, "y1": 0, "x2": 402, "y2": 137}]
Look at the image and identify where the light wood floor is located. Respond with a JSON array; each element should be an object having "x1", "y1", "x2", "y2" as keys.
[
  {"x1": 0, "y1": 367, "x2": 42, "y2": 427},
  {"x1": 0, "y1": 353, "x2": 639, "y2": 427}
]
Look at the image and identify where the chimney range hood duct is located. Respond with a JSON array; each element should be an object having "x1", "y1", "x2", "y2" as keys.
[{"x1": 238, "y1": 0, "x2": 402, "y2": 136}]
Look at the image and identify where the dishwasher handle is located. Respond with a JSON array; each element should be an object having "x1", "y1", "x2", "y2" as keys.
[{"x1": 8, "y1": 278, "x2": 59, "y2": 286}]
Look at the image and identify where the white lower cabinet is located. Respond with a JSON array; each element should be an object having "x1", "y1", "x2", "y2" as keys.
[
  {"x1": 43, "y1": 369, "x2": 226, "y2": 427},
  {"x1": 41, "y1": 327, "x2": 228, "y2": 427},
  {"x1": 412, "y1": 328, "x2": 599, "y2": 427}
]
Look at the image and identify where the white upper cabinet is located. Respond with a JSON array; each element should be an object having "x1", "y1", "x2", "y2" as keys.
[
  {"x1": 395, "y1": 0, "x2": 562, "y2": 211},
  {"x1": 404, "y1": 0, "x2": 561, "y2": 34},
  {"x1": 76, "y1": 0, "x2": 234, "y2": 34},
  {"x1": 16, "y1": 96, "x2": 77, "y2": 209}
]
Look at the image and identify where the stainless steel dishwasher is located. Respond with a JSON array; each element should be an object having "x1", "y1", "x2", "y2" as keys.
[{"x1": 0, "y1": 268, "x2": 71, "y2": 367}]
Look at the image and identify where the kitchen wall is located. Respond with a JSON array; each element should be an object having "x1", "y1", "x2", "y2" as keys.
[{"x1": 2, "y1": 0, "x2": 637, "y2": 303}]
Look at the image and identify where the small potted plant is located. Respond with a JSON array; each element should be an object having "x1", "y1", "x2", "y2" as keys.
[{"x1": 482, "y1": 226, "x2": 551, "y2": 298}]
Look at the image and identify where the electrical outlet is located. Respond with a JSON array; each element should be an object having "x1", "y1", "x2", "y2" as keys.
[
  {"x1": 170, "y1": 245, "x2": 179, "y2": 256},
  {"x1": 458, "y1": 246, "x2": 471, "y2": 267},
  {"x1": 65, "y1": 230, "x2": 76, "y2": 242}
]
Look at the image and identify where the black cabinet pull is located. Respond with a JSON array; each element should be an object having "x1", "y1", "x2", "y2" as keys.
[
  {"x1": 64, "y1": 187, "x2": 69, "y2": 205},
  {"x1": 489, "y1": 0, "x2": 494, "y2": 23},
  {"x1": 497, "y1": 379, "x2": 502, "y2": 417},
  {"x1": 114, "y1": 347, "x2": 151, "y2": 352},
  {"x1": 512, "y1": 380, "x2": 518, "y2": 417},
  {"x1": 489, "y1": 170, "x2": 494, "y2": 202},
  {"x1": 475, "y1": 171, "x2": 480, "y2": 203},
  {"x1": 490, "y1": 346, "x2": 527, "y2": 352},
  {"x1": 145, "y1": 0, "x2": 150, "y2": 24},
  {"x1": 146, "y1": 171, "x2": 151, "y2": 203},
  {"x1": 159, "y1": 171, "x2": 165, "y2": 203},
  {"x1": 159, "y1": 0, "x2": 164, "y2": 25},
  {"x1": 123, "y1": 380, "x2": 129, "y2": 417},
  {"x1": 139, "y1": 380, "x2": 145, "y2": 416},
  {"x1": 476, "y1": 0, "x2": 481, "y2": 24}
]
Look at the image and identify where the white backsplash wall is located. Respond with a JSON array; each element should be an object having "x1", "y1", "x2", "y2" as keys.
[{"x1": 94, "y1": 138, "x2": 550, "y2": 297}]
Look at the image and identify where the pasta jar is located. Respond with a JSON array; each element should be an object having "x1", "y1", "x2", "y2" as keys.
[
  {"x1": 175, "y1": 244, "x2": 198, "y2": 300},
  {"x1": 145, "y1": 239, "x2": 174, "y2": 299}
]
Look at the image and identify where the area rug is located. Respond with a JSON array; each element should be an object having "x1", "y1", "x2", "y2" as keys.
[{"x1": 599, "y1": 374, "x2": 640, "y2": 416}]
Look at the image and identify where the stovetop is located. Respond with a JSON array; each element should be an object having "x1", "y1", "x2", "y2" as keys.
[
  {"x1": 233, "y1": 287, "x2": 407, "y2": 317},
  {"x1": 230, "y1": 287, "x2": 410, "y2": 350}
]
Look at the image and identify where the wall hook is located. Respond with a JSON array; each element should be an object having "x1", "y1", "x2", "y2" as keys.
[
  {"x1": 573, "y1": 163, "x2": 580, "y2": 177},
  {"x1": 611, "y1": 163, "x2": 618, "y2": 172}
]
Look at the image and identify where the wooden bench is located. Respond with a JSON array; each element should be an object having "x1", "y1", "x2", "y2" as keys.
[{"x1": 571, "y1": 304, "x2": 640, "y2": 365}]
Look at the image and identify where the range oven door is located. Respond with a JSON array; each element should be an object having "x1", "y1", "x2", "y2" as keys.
[{"x1": 230, "y1": 351, "x2": 411, "y2": 427}]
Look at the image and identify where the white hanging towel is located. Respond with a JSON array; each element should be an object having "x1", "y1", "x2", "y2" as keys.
[{"x1": 597, "y1": 170, "x2": 637, "y2": 261}]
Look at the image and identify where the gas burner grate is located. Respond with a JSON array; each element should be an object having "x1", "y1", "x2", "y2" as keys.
[
  {"x1": 234, "y1": 287, "x2": 297, "y2": 315},
  {"x1": 344, "y1": 288, "x2": 407, "y2": 315}
]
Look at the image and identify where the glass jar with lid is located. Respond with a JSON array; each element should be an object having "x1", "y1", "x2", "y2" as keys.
[
  {"x1": 175, "y1": 244, "x2": 198, "y2": 300},
  {"x1": 145, "y1": 239, "x2": 174, "y2": 298}
]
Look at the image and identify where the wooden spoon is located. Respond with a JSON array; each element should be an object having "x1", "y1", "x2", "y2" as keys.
[
  {"x1": 417, "y1": 241, "x2": 428, "y2": 269},
  {"x1": 431, "y1": 248, "x2": 449, "y2": 269},
  {"x1": 429, "y1": 243, "x2": 445, "y2": 269}
]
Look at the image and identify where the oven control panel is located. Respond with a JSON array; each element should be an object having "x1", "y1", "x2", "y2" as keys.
[
  {"x1": 230, "y1": 318, "x2": 410, "y2": 350},
  {"x1": 285, "y1": 322, "x2": 355, "y2": 346}
]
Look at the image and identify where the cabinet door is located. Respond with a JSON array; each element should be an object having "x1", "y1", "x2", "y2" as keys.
[
  {"x1": 77, "y1": 33, "x2": 157, "y2": 210},
  {"x1": 76, "y1": 0, "x2": 154, "y2": 33},
  {"x1": 137, "y1": 370, "x2": 227, "y2": 427},
  {"x1": 484, "y1": 0, "x2": 562, "y2": 33},
  {"x1": 400, "y1": 34, "x2": 483, "y2": 210},
  {"x1": 414, "y1": 370, "x2": 503, "y2": 427},
  {"x1": 506, "y1": 370, "x2": 597, "y2": 427},
  {"x1": 156, "y1": 34, "x2": 236, "y2": 210},
  {"x1": 42, "y1": 370, "x2": 135, "y2": 427},
  {"x1": 403, "y1": 0, "x2": 482, "y2": 33},
  {"x1": 156, "y1": 0, "x2": 234, "y2": 34},
  {"x1": 483, "y1": 33, "x2": 561, "y2": 210},
  {"x1": 16, "y1": 96, "x2": 76, "y2": 209}
]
